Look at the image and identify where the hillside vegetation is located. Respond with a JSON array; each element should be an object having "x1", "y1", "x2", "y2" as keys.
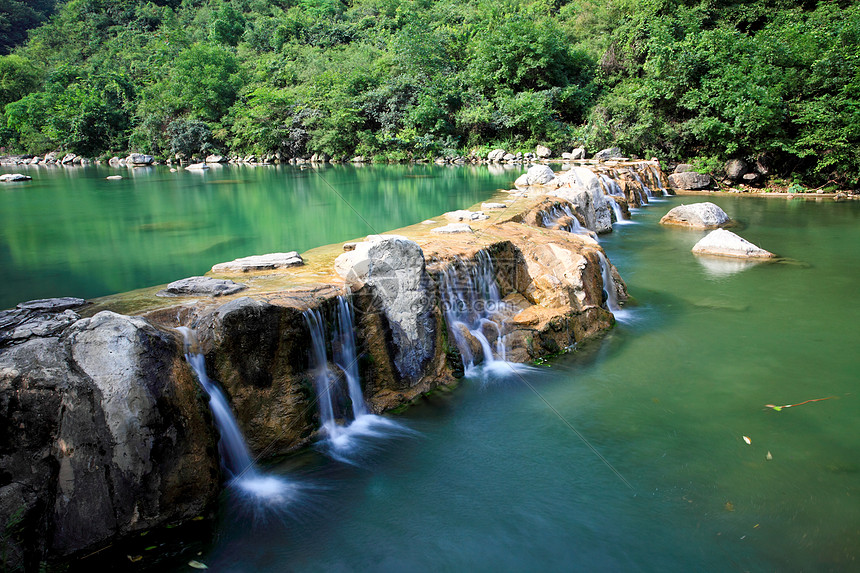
[{"x1": 0, "y1": 0, "x2": 858, "y2": 185}]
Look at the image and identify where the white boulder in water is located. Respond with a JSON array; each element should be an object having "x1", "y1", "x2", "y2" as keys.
[
  {"x1": 692, "y1": 229, "x2": 775, "y2": 259},
  {"x1": 659, "y1": 202, "x2": 731, "y2": 229},
  {"x1": 184, "y1": 163, "x2": 209, "y2": 170},
  {"x1": 0, "y1": 173, "x2": 32, "y2": 182}
]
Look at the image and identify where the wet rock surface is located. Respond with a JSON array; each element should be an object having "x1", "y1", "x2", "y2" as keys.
[
  {"x1": 157, "y1": 276, "x2": 247, "y2": 297},
  {"x1": 0, "y1": 311, "x2": 219, "y2": 569}
]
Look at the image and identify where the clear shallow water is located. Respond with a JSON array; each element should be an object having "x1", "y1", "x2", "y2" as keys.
[
  {"x1": 192, "y1": 195, "x2": 859, "y2": 572},
  {"x1": 0, "y1": 163, "x2": 515, "y2": 309}
]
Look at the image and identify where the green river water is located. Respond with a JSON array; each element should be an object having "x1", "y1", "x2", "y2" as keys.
[
  {"x1": 2, "y1": 166, "x2": 858, "y2": 571},
  {"x1": 0, "y1": 163, "x2": 515, "y2": 310}
]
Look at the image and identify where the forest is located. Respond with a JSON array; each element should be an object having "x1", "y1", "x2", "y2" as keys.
[{"x1": 0, "y1": 0, "x2": 858, "y2": 185}]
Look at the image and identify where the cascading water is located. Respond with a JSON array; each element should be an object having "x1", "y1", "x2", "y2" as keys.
[
  {"x1": 543, "y1": 204, "x2": 590, "y2": 235},
  {"x1": 596, "y1": 252, "x2": 631, "y2": 322},
  {"x1": 303, "y1": 296, "x2": 410, "y2": 462},
  {"x1": 599, "y1": 174, "x2": 624, "y2": 197},
  {"x1": 631, "y1": 172, "x2": 654, "y2": 199},
  {"x1": 440, "y1": 251, "x2": 526, "y2": 378},
  {"x1": 177, "y1": 327, "x2": 290, "y2": 502},
  {"x1": 649, "y1": 165, "x2": 670, "y2": 197},
  {"x1": 605, "y1": 196, "x2": 629, "y2": 225}
]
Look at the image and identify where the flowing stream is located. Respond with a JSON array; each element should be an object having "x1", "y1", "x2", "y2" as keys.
[{"x1": 187, "y1": 195, "x2": 859, "y2": 572}]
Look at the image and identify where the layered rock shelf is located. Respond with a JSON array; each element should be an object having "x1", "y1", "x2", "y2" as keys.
[{"x1": 0, "y1": 160, "x2": 665, "y2": 568}]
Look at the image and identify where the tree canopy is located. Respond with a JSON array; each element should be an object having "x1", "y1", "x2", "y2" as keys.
[{"x1": 1, "y1": 0, "x2": 858, "y2": 184}]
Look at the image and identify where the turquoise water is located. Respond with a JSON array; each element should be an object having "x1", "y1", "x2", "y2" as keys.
[
  {"x1": 191, "y1": 195, "x2": 859, "y2": 572},
  {"x1": 0, "y1": 164, "x2": 515, "y2": 309},
  {"x1": 7, "y1": 166, "x2": 857, "y2": 571}
]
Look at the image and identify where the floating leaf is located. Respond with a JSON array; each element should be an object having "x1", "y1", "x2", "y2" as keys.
[
  {"x1": 743, "y1": 436, "x2": 751, "y2": 445},
  {"x1": 127, "y1": 555, "x2": 143, "y2": 563},
  {"x1": 188, "y1": 560, "x2": 208, "y2": 569},
  {"x1": 144, "y1": 545, "x2": 157, "y2": 551},
  {"x1": 725, "y1": 501, "x2": 734, "y2": 512},
  {"x1": 766, "y1": 451, "x2": 773, "y2": 460}
]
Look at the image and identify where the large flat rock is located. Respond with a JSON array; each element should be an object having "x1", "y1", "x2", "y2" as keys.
[{"x1": 211, "y1": 252, "x2": 304, "y2": 273}]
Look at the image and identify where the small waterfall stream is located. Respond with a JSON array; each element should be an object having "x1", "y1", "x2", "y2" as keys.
[
  {"x1": 178, "y1": 327, "x2": 290, "y2": 501},
  {"x1": 440, "y1": 251, "x2": 527, "y2": 378},
  {"x1": 596, "y1": 252, "x2": 631, "y2": 322},
  {"x1": 303, "y1": 296, "x2": 410, "y2": 461}
]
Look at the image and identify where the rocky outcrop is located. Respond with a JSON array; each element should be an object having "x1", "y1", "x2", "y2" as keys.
[
  {"x1": 674, "y1": 163, "x2": 694, "y2": 173},
  {"x1": 205, "y1": 155, "x2": 226, "y2": 163},
  {"x1": 517, "y1": 164, "x2": 556, "y2": 186},
  {"x1": 184, "y1": 163, "x2": 209, "y2": 170},
  {"x1": 211, "y1": 252, "x2": 304, "y2": 273},
  {"x1": 0, "y1": 310, "x2": 219, "y2": 569},
  {"x1": 553, "y1": 167, "x2": 613, "y2": 233},
  {"x1": 535, "y1": 145, "x2": 552, "y2": 158},
  {"x1": 157, "y1": 276, "x2": 247, "y2": 297},
  {"x1": 335, "y1": 235, "x2": 436, "y2": 383},
  {"x1": 692, "y1": 229, "x2": 775, "y2": 259},
  {"x1": 668, "y1": 171, "x2": 711, "y2": 189},
  {"x1": 659, "y1": 202, "x2": 732, "y2": 229}
]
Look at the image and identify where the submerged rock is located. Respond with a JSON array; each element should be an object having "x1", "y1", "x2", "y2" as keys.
[
  {"x1": 659, "y1": 202, "x2": 732, "y2": 229},
  {"x1": 692, "y1": 229, "x2": 775, "y2": 259},
  {"x1": 211, "y1": 251, "x2": 304, "y2": 273},
  {"x1": 157, "y1": 276, "x2": 247, "y2": 297},
  {"x1": 185, "y1": 163, "x2": 209, "y2": 170}
]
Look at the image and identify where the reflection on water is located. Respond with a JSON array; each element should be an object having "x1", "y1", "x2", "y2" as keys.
[
  {"x1": 694, "y1": 253, "x2": 765, "y2": 277},
  {"x1": 0, "y1": 164, "x2": 513, "y2": 309}
]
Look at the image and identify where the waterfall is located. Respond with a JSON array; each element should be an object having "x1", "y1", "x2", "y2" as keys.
[
  {"x1": 440, "y1": 251, "x2": 523, "y2": 377},
  {"x1": 303, "y1": 296, "x2": 410, "y2": 461},
  {"x1": 599, "y1": 174, "x2": 624, "y2": 197},
  {"x1": 543, "y1": 204, "x2": 590, "y2": 235},
  {"x1": 605, "y1": 196, "x2": 633, "y2": 226},
  {"x1": 596, "y1": 252, "x2": 621, "y2": 313},
  {"x1": 177, "y1": 327, "x2": 290, "y2": 501},
  {"x1": 649, "y1": 165, "x2": 670, "y2": 197},
  {"x1": 334, "y1": 296, "x2": 366, "y2": 418},
  {"x1": 631, "y1": 172, "x2": 653, "y2": 199}
]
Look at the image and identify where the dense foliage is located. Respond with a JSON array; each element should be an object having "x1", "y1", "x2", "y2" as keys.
[{"x1": 1, "y1": 0, "x2": 858, "y2": 184}]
